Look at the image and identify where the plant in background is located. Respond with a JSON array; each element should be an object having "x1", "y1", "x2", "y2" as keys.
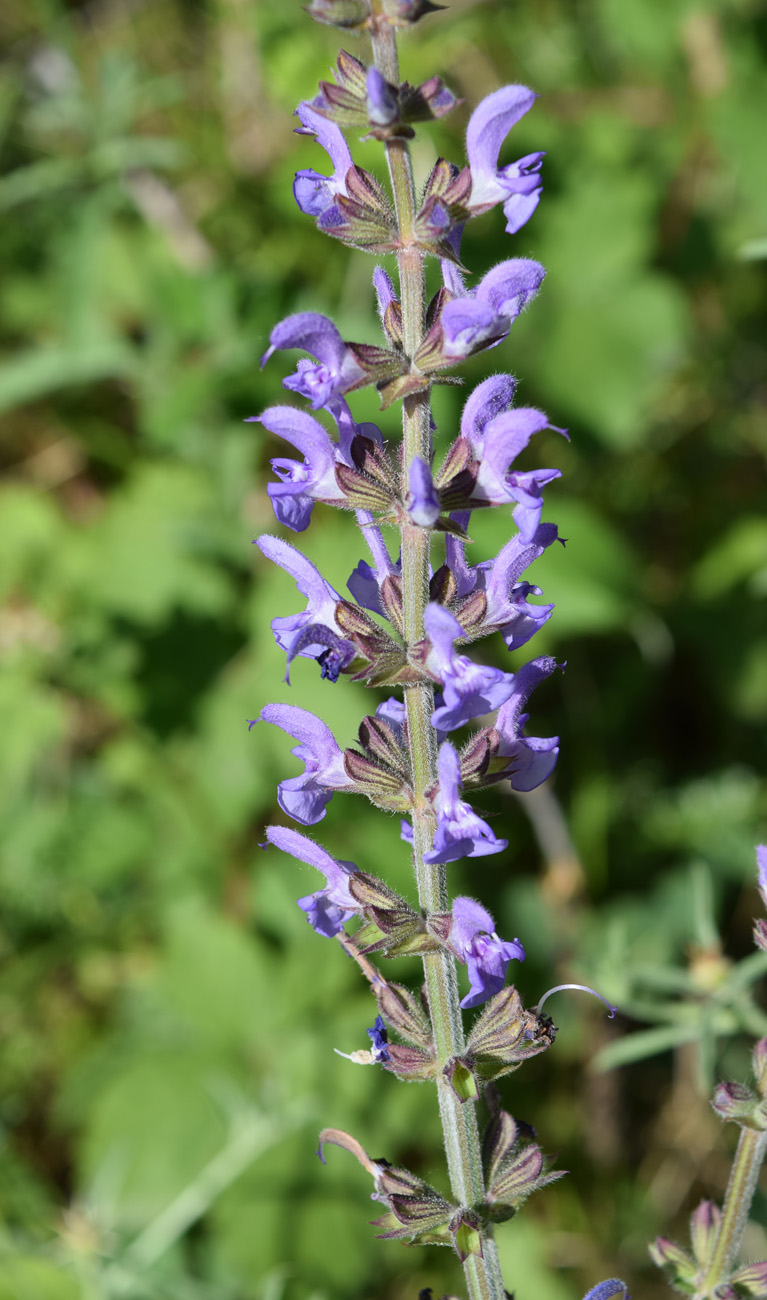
[{"x1": 252, "y1": 2, "x2": 767, "y2": 1298}]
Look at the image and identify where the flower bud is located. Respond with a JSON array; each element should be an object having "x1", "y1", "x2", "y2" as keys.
[
  {"x1": 348, "y1": 871, "x2": 436, "y2": 955},
  {"x1": 335, "y1": 461, "x2": 396, "y2": 511},
  {"x1": 689, "y1": 1199, "x2": 721, "y2": 1268},
  {"x1": 375, "y1": 979, "x2": 432, "y2": 1048},
  {"x1": 429, "y1": 562, "x2": 458, "y2": 607},
  {"x1": 343, "y1": 748, "x2": 412, "y2": 809},
  {"x1": 384, "y1": 1043, "x2": 437, "y2": 1081},
  {"x1": 357, "y1": 712, "x2": 409, "y2": 776},
  {"x1": 380, "y1": 575, "x2": 405, "y2": 635},
  {"x1": 381, "y1": 0, "x2": 446, "y2": 25},
  {"x1": 730, "y1": 1259, "x2": 767, "y2": 1295},
  {"x1": 712, "y1": 1081, "x2": 767, "y2": 1130},
  {"x1": 482, "y1": 1109, "x2": 519, "y2": 1185},
  {"x1": 307, "y1": 0, "x2": 371, "y2": 28},
  {"x1": 465, "y1": 986, "x2": 557, "y2": 1082},
  {"x1": 648, "y1": 1236, "x2": 697, "y2": 1291}
]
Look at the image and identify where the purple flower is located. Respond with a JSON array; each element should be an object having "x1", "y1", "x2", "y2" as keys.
[
  {"x1": 366, "y1": 1014, "x2": 391, "y2": 1061},
  {"x1": 255, "y1": 534, "x2": 356, "y2": 682},
  {"x1": 468, "y1": 407, "x2": 566, "y2": 542},
  {"x1": 406, "y1": 457, "x2": 440, "y2": 527},
  {"x1": 260, "y1": 312, "x2": 365, "y2": 411},
  {"x1": 440, "y1": 260, "x2": 545, "y2": 359},
  {"x1": 424, "y1": 603, "x2": 516, "y2": 730},
  {"x1": 757, "y1": 845, "x2": 767, "y2": 906},
  {"x1": 346, "y1": 526, "x2": 399, "y2": 616},
  {"x1": 466, "y1": 85, "x2": 544, "y2": 234},
  {"x1": 293, "y1": 102, "x2": 353, "y2": 220},
  {"x1": 424, "y1": 743, "x2": 508, "y2": 864},
  {"x1": 481, "y1": 523, "x2": 560, "y2": 643},
  {"x1": 447, "y1": 522, "x2": 559, "y2": 648},
  {"x1": 375, "y1": 696, "x2": 407, "y2": 738},
  {"x1": 248, "y1": 405, "x2": 348, "y2": 532},
  {"x1": 366, "y1": 68, "x2": 398, "y2": 127},
  {"x1": 451, "y1": 896, "x2": 525, "y2": 1009},
  {"x1": 582, "y1": 1284, "x2": 630, "y2": 1300},
  {"x1": 444, "y1": 519, "x2": 476, "y2": 597},
  {"x1": 264, "y1": 824, "x2": 359, "y2": 937},
  {"x1": 373, "y1": 266, "x2": 398, "y2": 324},
  {"x1": 461, "y1": 373, "x2": 518, "y2": 443},
  {"x1": 257, "y1": 702, "x2": 353, "y2": 824},
  {"x1": 327, "y1": 395, "x2": 385, "y2": 464},
  {"x1": 495, "y1": 656, "x2": 561, "y2": 791}
]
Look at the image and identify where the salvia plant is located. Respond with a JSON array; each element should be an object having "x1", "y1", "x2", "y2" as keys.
[{"x1": 251, "y1": 2, "x2": 767, "y2": 1298}]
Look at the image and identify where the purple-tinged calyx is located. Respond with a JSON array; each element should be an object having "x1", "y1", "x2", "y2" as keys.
[
  {"x1": 264, "y1": 824, "x2": 359, "y2": 936},
  {"x1": 293, "y1": 102, "x2": 353, "y2": 220},
  {"x1": 255, "y1": 535, "x2": 356, "y2": 682},
  {"x1": 450, "y1": 896, "x2": 525, "y2": 1009},
  {"x1": 407, "y1": 457, "x2": 441, "y2": 527},
  {"x1": 423, "y1": 603, "x2": 516, "y2": 730},
  {"x1": 494, "y1": 656, "x2": 561, "y2": 790},
  {"x1": 424, "y1": 742, "x2": 508, "y2": 864},
  {"x1": 249, "y1": 405, "x2": 349, "y2": 532},
  {"x1": 257, "y1": 703, "x2": 354, "y2": 825},
  {"x1": 465, "y1": 85, "x2": 544, "y2": 234},
  {"x1": 260, "y1": 312, "x2": 366, "y2": 411},
  {"x1": 309, "y1": 49, "x2": 458, "y2": 141}
]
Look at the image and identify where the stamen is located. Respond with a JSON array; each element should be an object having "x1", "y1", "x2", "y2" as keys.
[{"x1": 536, "y1": 983, "x2": 617, "y2": 1019}]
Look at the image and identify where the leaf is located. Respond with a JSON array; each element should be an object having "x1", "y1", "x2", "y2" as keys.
[
  {"x1": 594, "y1": 1023, "x2": 706, "y2": 1072},
  {"x1": 0, "y1": 1258, "x2": 79, "y2": 1300},
  {"x1": 0, "y1": 343, "x2": 134, "y2": 414},
  {"x1": 692, "y1": 518, "x2": 767, "y2": 599}
]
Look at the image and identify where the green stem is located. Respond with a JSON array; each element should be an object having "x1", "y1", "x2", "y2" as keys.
[
  {"x1": 369, "y1": 14, "x2": 506, "y2": 1300},
  {"x1": 701, "y1": 1126, "x2": 767, "y2": 1295}
]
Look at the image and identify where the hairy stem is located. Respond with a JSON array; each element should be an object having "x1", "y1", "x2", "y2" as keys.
[
  {"x1": 701, "y1": 1127, "x2": 767, "y2": 1295},
  {"x1": 369, "y1": 14, "x2": 507, "y2": 1300}
]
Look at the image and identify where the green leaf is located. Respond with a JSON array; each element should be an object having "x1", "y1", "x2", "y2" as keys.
[
  {"x1": 0, "y1": 1258, "x2": 79, "y2": 1300},
  {"x1": 594, "y1": 1023, "x2": 707, "y2": 1071},
  {"x1": 0, "y1": 343, "x2": 133, "y2": 414}
]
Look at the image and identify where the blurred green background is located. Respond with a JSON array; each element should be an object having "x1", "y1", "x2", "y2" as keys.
[{"x1": 0, "y1": 0, "x2": 765, "y2": 1296}]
